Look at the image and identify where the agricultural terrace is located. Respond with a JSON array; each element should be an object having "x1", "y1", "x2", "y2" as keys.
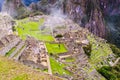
[
  {"x1": 15, "y1": 18, "x2": 54, "y2": 41},
  {"x1": 45, "y1": 43, "x2": 67, "y2": 55}
]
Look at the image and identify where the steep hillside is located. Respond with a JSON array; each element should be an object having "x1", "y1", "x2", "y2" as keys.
[{"x1": 0, "y1": 55, "x2": 63, "y2": 80}]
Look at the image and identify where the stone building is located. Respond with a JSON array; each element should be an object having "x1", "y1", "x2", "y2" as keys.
[
  {"x1": 0, "y1": 13, "x2": 14, "y2": 35},
  {"x1": 19, "y1": 37, "x2": 48, "y2": 70}
]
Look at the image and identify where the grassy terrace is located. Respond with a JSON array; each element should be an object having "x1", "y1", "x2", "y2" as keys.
[
  {"x1": 15, "y1": 18, "x2": 54, "y2": 41},
  {"x1": 45, "y1": 43, "x2": 67, "y2": 55},
  {"x1": 0, "y1": 56, "x2": 62, "y2": 80},
  {"x1": 46, "y1": 43, "x2": 69, "y2": 75},
  {"x1": 50, "y1": 57, "x2": 70, "y2": 75},
  {"x1": 65, "y1": 57, "x2": 75, "y2": 63},
  {"x1": 84, "y1": 34, "x2": 113, "y2": 80},
  {"x1": 5, "y1": 47, "x2": 16, "y2": 57},
  {"x1": 87, "y1": 35, "x2": 113, "y2": 65}
]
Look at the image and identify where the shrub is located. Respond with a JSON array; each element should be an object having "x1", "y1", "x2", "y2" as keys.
[
  {"x1": 50, "y1": 53, "x2": 53, "y2": 56},
  {"x1": 83, "y1": 44, "x2": 92, "y2": 57},
  {"x1": 110, "y1": 44, "x2": 120, "y2": 57},
  {"x1": 55, "y1": 34, "x2": 63, "y2": 38},
  {"x1": 97, "y1": 66, "x2": 117, "y2": 80},
  {"x1": 12, "y1": 26, "x2": 16, "y2": 31}
]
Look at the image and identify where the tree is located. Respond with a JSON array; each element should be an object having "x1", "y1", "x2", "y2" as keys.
[{"x1": 55, "y1": 34, "x2": 63, "y2": 49}]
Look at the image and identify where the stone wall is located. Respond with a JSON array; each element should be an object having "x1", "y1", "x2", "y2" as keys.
[
  {"x1": 19, "y1": 37, "x2": 48, "y2": 70},
  {"x1": 0, "y1": 13, "x2": 14, "y2": 35}
]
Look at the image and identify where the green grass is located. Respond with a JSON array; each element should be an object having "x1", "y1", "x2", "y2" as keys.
[
  {"x1": 5, "y1": 47, "x2": 16, "y2": 57},
  {"x1": 0, "y1": 55, "x2": 63, "y2": 80},
  {"x1": 81, "y1": 34, "x2": 113, "y2": 80},
  {"x1": 65, "y1": 57, "x2": 75, "y2": 62},
  {"x1": 87, "y1": 35, "x2": 113, "y2": 65},
  {"x1": 12, "y1": 74, "x2": 29, "y2": 80},
  {"x1": 97, "y1": 66, "x2": 119, "y2": 80},
  {"x1": 50, "y1": 57, "x2": 70, "y2": 75},
  {"x1": 43, "y1": 69, "x2": 48, "y2": 73},
  {"x1": 15, "y1": 18, "x2": 54, "y2": 41},
  {"x1": 45, "y1": 43, "x2": 68, "y2": 55}
]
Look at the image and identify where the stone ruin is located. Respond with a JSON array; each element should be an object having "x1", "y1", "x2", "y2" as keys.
[
  {"x1": 19, "y1": 37, "x2": 48, "y2": 70},
  {"x1": 0, "y1": 34, "x2": 20, "y2": 56},
  {"x1": 54, "y1": 29, "x2": 106, "y2": 79},
  {"x1": 0, "y1": 28, "x2": 48, "y2": 70},
  {"x1": 0, "y1": 13, "x2": 15, "y2": 35}
]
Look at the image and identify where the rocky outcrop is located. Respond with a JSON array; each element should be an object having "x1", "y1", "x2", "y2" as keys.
[
  {"x1": 63, "y1": 0, "x2": 106, "y2": 38},
  {"x1": 99, "y1": 0, "x2": 120, "y2": 16},
  {"x1": 43, "y1": 0, "x2": 120, "y2": 46},
  {"x1": 99, "y1": 0, "x2": 120, "y2": 46}
]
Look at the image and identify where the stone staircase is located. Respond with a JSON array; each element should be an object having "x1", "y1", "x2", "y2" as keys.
[
  {"x1": 9, "y1": 40, "x2": 25, "y2": 58},
  {"x1": 0, "y1": 34, "x2": 27, "y2": 61},
  {"x1": 14, "y1": 45, "x2": 26, "y2": 61},
  {"x1": 0, "y1": 35, "x2": 20, "y2": 56}
]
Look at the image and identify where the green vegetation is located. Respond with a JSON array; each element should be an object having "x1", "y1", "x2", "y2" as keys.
[
  {"x1": 65, "y1": 57, "x2": 75, "y2": 62},
  {"x1": 97, "y1": 66, "x2": 120, "y2": 80},
  {"x1": 12, "y1": 74, "x2": 29, "y2": 80},
  {"x1": 43, "y1": 69, "x2": 48, "y2": 73},
  {"x1": 50, "y1": 57, "x2": 70, "y2": 75},
  {"x1": 5, "y1": 47, "x2": 16, "y2": 57},
  {"x1": 110, "y1": 44, "x2": 120, "y2": 57},
  {"x1": 45, "y1": 43, "x2": 67, "y2": 55},
  {"x1": 0, "y1": 56, "x2": 62, "y2": 80},
  {"x1": 83, "y1": 44, "x2": 92, "y2": 57},
  {"x1": 13, "y1": 45, "x2": 25, "y2": 58},
  {"x1": 16, "y1": 18, "x2": 54, "y2": 41},
  {"x1": 55, "y1": 34, "x2": 63, "y2": 38},
  {"x1": 17, "y1": 11, "x2": 43, "y2": 19},
  {"x1": 46, "y1": 43, "x2": 69, "y2": 75},
  {"x1": 87, "y1": 35, "x2": 113, "y2": 65},
  {"x1": 87, "y1": 34, "x2": 120, "y2": 80},
  {"x1": 97, "y1": 44, "x2": 120, "y2": 80}
]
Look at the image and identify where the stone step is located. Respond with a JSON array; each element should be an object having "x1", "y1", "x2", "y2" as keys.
[
  {"x1": 9, "y1": 41, "x2": 25, "y2": 58},
  {"x1": 13, "y1": 45, "x2": 26, "y2": 61}
]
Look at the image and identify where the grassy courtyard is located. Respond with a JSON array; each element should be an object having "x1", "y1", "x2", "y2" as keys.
[
  {"x1": 15, "y1": 18, "x2": 54, "y2": 41},
  {"x1": 45, "y1": 43, "x2": 68, "y2": 55}
]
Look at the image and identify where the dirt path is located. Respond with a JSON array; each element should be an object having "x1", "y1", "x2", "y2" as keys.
[
  {"x1": 44, "y1": 43, "x2": 52, "y2": 75},
  {"x1": 59, "y1": 55, "x2": 71, "y2": 59},
  {"x1": 46, "y1": 55, "x2": 52, "y2": 75}
]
